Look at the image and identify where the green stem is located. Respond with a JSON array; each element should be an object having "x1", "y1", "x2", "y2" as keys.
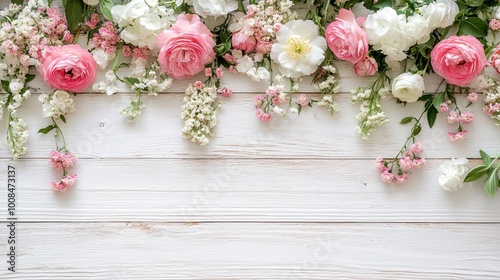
[{"x1": 51, "y1": 117, "x2": 67, "y2": 151}]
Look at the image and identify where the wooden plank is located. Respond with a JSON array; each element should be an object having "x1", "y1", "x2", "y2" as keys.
[
  {"x1": 1, "y1": 93, "x2": 497, "y2": 159},
  {"x1": 1, "y1": 159, "x2": 499, "y2": 222},
  {"x1": 0, "y1": 222, "x2": 498, "y2": 279}
]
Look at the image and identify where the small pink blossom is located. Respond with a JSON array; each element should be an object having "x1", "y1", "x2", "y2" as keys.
[
  {"x1": 122, "y1": 45, "x2": 133, "y2": 57},
  {"x1": 399, "y1": 156, "x2": 414, "y2": 171},
  {"x1": 255, "y1": 109, "x2": 271, "y2": 122},
  {"x1": 229, "y1": 65, "x2": 237, "y2": 74},
  {"x1": 218, "y1": 87, "x2": 232, "y2": 97},
  {"x1": 194, "y1": 81, "x2": 203, "y2": 90},
  {"x1": 459, "y1": 112, "x2": 474, "y2": 124},
  {"x1": 375, "y1": 157, "x2": 385, "y2": 171},
  {"x1": 52, "y1": 173, "x2": 78, "y2": 192},
  {"x1": 254, "y1": 94, "x2": 264, "y2": 107},
  {"x1": 224, "y1": 53, "x2": 235, "y2": 63},
  {"x1": 266, "y1": 86, "x2": 278, "y2": 97},
  {"x1": 448, "y1": 130, "x2": 468, "y2": 142},
  {"x1": 447, "y1": 111, "x2": 459, "y2": 124},
  {"x1": 412, "y1": 158, "x2": 426, "y2": 168},
  {"x1": 205, "y1": 68, "x2": 212, "y2": 77},
  {"x1": 490, "y1": 19, "x2": 500, "y2": 31},
  {"x1": 395, "y1": 173, "x2": 409, "y2": 184},
  {"x1": 132, "y1": 46, "x2": 150, "y2": 60},
  {"x1": 410, "y1": 142, "x2": 423, "y2": 154},
  {"x1": 216, "y1": 67, "x2": 224, "y2": 78},
  {"x1": 467, "y1": 92, "x2": 478, "y2": 103},
  {"x1": 49, "y1": 150, "x2": 78, "y2": 170},
  {"x1": 297, "y1": 94, "x2": 309, "y2": 107},
  {"x1": 85, "y1": 13, "x2": 101, "y2": 29},
  {"x1": 380, "y1": 169, "x2": 394, "y2": 183},
  {"x1": 439, "y1": 102, "x2": 449, "y2": 112},
  {"x1": 485, "y1": 103, "x2": 500, "y2": 115},
  {"x1": 354, "y1": 57, "x2": 378, "y2": 77}
]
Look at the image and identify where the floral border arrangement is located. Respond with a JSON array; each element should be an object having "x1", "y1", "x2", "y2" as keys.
[{"x1": 1, "y1": 0, "x2": 500, "y2": 197}]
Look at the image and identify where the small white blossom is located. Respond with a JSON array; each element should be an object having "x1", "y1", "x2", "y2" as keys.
[{"x1": 438, "y1": 158, "x2": 468, "y2": 192}]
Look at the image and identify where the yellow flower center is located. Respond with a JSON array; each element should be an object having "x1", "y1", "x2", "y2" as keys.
[{"x1": 284, "y1": 37, "x2": 312, "y2": 59}]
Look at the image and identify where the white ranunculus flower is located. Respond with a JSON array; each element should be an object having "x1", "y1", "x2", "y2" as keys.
[
  {"x1": 421, "y1": 0, "x2": 459, "y2": 30},
  {"x1": 438, "y1": 158, "x2": 469, "y2": 192},
  {"x1": 83, "y1": 0, "x2": 99, "y2": 6},
  {"x1": 236, "y1": 55, "x2": 254, "y2": 73},
  {"x1": 404, "y1": 14, "x2": 431, "y2": 45},
  {"x1": 270, "y1": 20, "x2": 327, "y2": 79},
  {"x1": 391, "y1": 73, "x2": 425, "y2": 102},
  {"x1": 192, "y1": 0, "x2": 238, "y2": 17}
]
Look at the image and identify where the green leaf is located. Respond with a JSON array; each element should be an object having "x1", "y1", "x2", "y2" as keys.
[
  {"x1": 65, "y1": 0, "x2": 84, "y2": 33},
  {"x1": 484, "y1": 171, "x2": 499, "y2": 198},
  {"x1": 464, "y1": 165, "x2": 490, "y2": 182},
  {"x1": 460, "y1": 17, "x2": 488, "y2": 38},
  {"x1": 99, "y1": 0, "x2": 115, "y2": 21},
  {"x1": 465, "y1": 0, "x2": 484, "y2": 6},
  {"x1": 124, "y1": 77, "x2": 140, "y2": 86},
  {"x1": 400, "y1": 116, "x2": 413, "y2": 125},
  {"x1": 11, "y1": 0, "x2": 23, "y2": 5},
  {"x1": 297, "y1": 105, "x2": 302, "y2": 114},
  {"x1": 363, "y1": 0, "x2": 393, "y2": 10},
  {"x1": 1, "y1": 80, "x2": 9, "y2": 93},
  {"x1": 38, "y1": 125, "x2": 56, "y2": 134},
  {"x1": 25, "y1": 74, "x2": 36, "y2": 84},
  {"x1": 480, "y1": 150, "x2": 492, "y2": 165},
  {"x1": 427, "y1": 106, "x2": 438, "y2": 128},
  {"x1": 433, "y1": 92, "x2": 446, "y2": 110},
  {"x1": 411, "y1": 124, "x2": 422, "y2": 137},
  {"x1": 60, "y1": 115, "x2": 67, "y2": 124}
]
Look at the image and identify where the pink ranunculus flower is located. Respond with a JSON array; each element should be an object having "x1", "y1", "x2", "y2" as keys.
[
  {"x1": 430, "y1": 35, "x2": 487, "y2": 87},
  {"x1": 354, "y1": 57, "x2": 378, "y2": 76},
  {"x1": 232, "y1": 30, "x2": 256, "y2": 53},
  {"x1": 157, "y1": 14, "x2": 216, "y2": 80},
  {"x1": 489, "y1": 45, "x2": 500, "y2": 75},
  {"x1": 325, "y1": 8, "x2": 368, "y2": 64},
  {"x1": 38, "y1": 45, "x2": 97, "y2": 92}
]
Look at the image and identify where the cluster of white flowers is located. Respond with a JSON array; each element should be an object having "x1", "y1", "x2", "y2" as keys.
[
  {"x1": 363, "y1": 0, "x2": 459, "y2": 68},
  {"x1": 192, "y1": 0, "x2": 238, "y2": 17},
  {"x1": 476, "y1": 75, "x2": 500, "y2": 126},
  {"x1": 38, "y1": 90, "x2": 76, "y2": 118},
  {"x1": 4, "y1": 116, "x2": 28, "y2": 159},
  {"x1": 111, "y1": 0, "x2": 176, "y2": 49},
  {"x1": 181, "y1": 83, "x2": 218, "y2": 145},
  {"x1": 233, "y1": 50, "x2": 271, "y2": 82},
  {"x1": 315, "y1": 65, "x2": 340, "y2": 115},
  {"x1": 351, "y1": 87, "x2": 391, "y2": 140}
]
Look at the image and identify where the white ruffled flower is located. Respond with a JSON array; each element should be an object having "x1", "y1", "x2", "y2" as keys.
[
  {"x1": 271, "y1": 20, "x2": 327, "y2": 78},
  {"x1": 111, "y1": 0, "x2": 176, "y2": 49},
  {"x1": 421, "y1": 0, "x2": 459, "y2": 30},
  {"x1": 192, "y1": 0, "x2": 238, "y2": 17},
  {"x1": 391, "y1": 73, "x2": 425, "y2": 102},
  {"x1": 438, "y1": 158, "x2": 468, "y2": 192},
  {"x1": 91, "y1": 49, "x2": 114, "y2": 70},
  {"x1": 236, "y1": 55, "x2": 254, "y2": 73},
  {"x1": 246, "y1": 67, "x2": 270, "y2": 82}
]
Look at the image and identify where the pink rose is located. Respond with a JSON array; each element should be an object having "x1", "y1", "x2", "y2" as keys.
[
  {"x1": 489, "y1": 45, "x2": 500, "y2": 75},
  {"x1": 430, "y1": 35, "x2": 487, "y2": 87},
  {"x1": 232, "y1": 30, "x2": 256, "y2": 53},
  {"x1": 38, "y1": 45, "x2": 97, "y2": 92},
  {"x1": 157, "y1": 14, "x2": 216, "y2": 80},
  {"x1": 325, "y1": 9, "x2": 368, "y2": 64},
  {"x1": 354, "y1": 57, "x2": 378, "y2": 76}
]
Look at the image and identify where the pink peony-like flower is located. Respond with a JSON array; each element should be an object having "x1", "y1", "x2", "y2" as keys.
[
  {"x1": 232, "y1": 30, "x2": 256, "y2": 53},
  {"x1": 354, "y1": 57, "x2": 378, "y2": 77},
  {"x1": 38, "y1": 45, "x2": 97, "y2": 92},
  {"x1": 430, "y1": 35, "x2": 487, "y2": 87},
  {"x1": 325, "y1": 9, "x2": 368, "y2": 64},
  {"x1": 157, "y1": 14, "x2": 216, "y2": 80},
  {"x1": 489, "y1": 45, "x2": 500, "y2": 75}
]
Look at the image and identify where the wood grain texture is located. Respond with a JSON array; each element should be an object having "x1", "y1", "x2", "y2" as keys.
[
  {"x1": 0, "y1": 222, "x2": 499, "y2": 279},
  {"x1": 2, "y1": 93, "x2": 499, "y2": 159},
  {"x1": 0, "y1": 159, "x2": 499, "y2": 222}
]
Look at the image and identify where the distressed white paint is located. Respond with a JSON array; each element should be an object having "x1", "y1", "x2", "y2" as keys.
[{"x1": 1, "y1": 1, "x2": 500, "y2": 277}]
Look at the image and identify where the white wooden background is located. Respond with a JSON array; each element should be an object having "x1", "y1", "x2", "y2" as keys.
[{"x1": 1, "y1": 2, "x2": 500, "y2": 278}]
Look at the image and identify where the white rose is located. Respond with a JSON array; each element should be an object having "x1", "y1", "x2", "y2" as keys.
[
  {"x1": 438, "y1": 158, "x2": 468, "y2": 192},
  {"x1": 83, "y1": 0, "x2": 99, "y2": 6},
  {"x1": 421, "y1": 0, "x2": 459, "y2": 30},
  {"x1": 404, "y1": 14, "x2": 431, "y2": 45},
  {"x1": 391, "y1": 73, "x2": 425, "y2": 102},
  {"x1": 192, "y1": 0, "x2": 238, "y2": 17},
  {"x1": 91, "y1": 49, "x2": 111, "y2": 70}
]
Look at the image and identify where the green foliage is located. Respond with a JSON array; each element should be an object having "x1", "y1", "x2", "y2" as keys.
[
  {"x1": 65, "y1": 0, "x2": 84, "y2": 33},
  {"x1": 99, "y1": 0, "x2": 115, "y2": 21},
  {"x1": 459, "y1": 17, "x2": 488, "y2": 38},
  {"x1": 38, "y1": 124, "x2": 56, "y2": 134},
  {"x1": 464, "y1": 150, "x2": 500, "y2": 198}
]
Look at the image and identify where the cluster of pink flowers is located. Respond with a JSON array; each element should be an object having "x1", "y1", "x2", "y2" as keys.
[
  {"x1": 438, "y1": 93, "x2": 477, "y2": 142},
  {"x1": 490, "y1": 19, "x2": 500, "y2": 31},
  {"x1": 376, "y1": 142, "x2": 426, "y2": 184},
  {"x1": 49, "y1": 150, "x2": 78, "y2": 192},
  {"x1": 92, "y1": 21, "x2": 120, "y2": 54}
]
